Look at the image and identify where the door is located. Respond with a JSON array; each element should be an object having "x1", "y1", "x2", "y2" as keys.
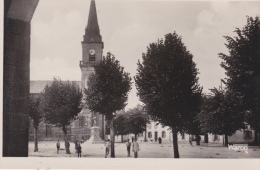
[{"x1": 154, "y1": 132, "x2": 158, "y2": 142}]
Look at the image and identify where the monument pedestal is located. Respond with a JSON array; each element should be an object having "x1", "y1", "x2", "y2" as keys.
[{"x1": 87, "y1": 126, "x2": 104, "y2": 144}]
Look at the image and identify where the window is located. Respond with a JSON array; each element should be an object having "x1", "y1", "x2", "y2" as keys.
[
  {"x1": 148, "y1": 132, "x2": 152, "y2": 138},
  {"x1": 79, "y1": 116, "x2": 85, "y2": 128},
  {"x1": 162, "y1": 131, "x2": 166, "y2": 138},
  {"x1": 89, "y1": 56, "x2": 95, "y2": 61},
  {"x1": 244, "y1": 130, "x2": 253, "y2": 139}
]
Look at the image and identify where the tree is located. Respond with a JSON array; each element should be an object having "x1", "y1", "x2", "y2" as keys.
[
  {"x1": 219, "y1": 16, "x2": 260, "y2": 145},
  {"x1": 85, "y1": 53, "x2": 132, "y2": 158},
  {"x1": 124, "y1": 106, "x2": 149, "y2": 139},
  {"x1": 135, "y1": 32, "x2": 202, "y2": 158},
  {"x1": 197, "y1": 88, "x2": 245, "y2": 146},
  {"x1": 29, "y1": 95, "x2": 43, "y2": 152},
  {"x1": 41, "y1": 78, "x2": 82, "y2": 154}
]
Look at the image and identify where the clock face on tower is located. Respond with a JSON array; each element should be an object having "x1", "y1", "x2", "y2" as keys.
[{"x1": 89, "y1": 49, "x2": 95, "y2": 55}]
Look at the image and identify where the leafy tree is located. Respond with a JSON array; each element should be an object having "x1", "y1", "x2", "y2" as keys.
[
  {"x1": 124, "y1": 106, "x2": 149, "y2": 139},
  {"x1": 197, "y1": 88, "x2": 245, "y2": 146},
  {"x1": 41, "y1": 78, "x2": 82, "y2": 154},
  {"x1": 29, "y1": 95, "x2": 43, "y2": 152},
  {"x1": 135, "y1": 32, "x2": 202, "y2": 158},
  {"x1": 85, "y1": 53, "x2": 132, "y2": 158},
  {"x1": 219, "y1": 16, "x2": 260, "y2": 144}
]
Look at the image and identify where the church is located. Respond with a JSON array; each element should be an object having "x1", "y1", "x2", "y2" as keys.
[{"x1": 29, "y1": 0, "x2": 105, "y2": 142}]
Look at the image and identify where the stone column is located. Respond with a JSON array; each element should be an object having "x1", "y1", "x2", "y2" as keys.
[{"x1": 3, "y1": 0, "x2": 39, "y2": 157}]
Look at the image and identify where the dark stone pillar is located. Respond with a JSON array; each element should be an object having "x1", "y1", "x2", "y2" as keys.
[{"x1": 3, "y1": 0, "x2": 38, "y2": 157}]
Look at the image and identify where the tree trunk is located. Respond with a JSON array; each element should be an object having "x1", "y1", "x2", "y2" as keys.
[
  {"x1": 34, "y1": 126, "x2": 38, "y2": 152},
  {"x1": 254, "y1": 130, "x2": 259, "y2": 146},
  {"x1": 172, "y1": 126, "x2": 179, "y2": 158},
  {"x1": 204, "y1": 134, "x2": 208, "y2": 143},
  {"x1": 63, "y1": 127, "x2": 71, "y2": 154},
  {"x1": 224, "y1": 134, "x2": 228, "y2": 147},
  {"x1": 144, "y1": 128, "x2": 147, "y2": 142},
  {"x1": 110, "y1": 118, "x2": 115, "y2": 158}
]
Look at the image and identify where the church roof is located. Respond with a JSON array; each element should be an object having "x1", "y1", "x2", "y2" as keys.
[
  {"x1": 83, "y1": 0, "x2": 102, "y2": 43},
  {"x1": 30, "y1": 80, "x2": 81, "y2": 94}
]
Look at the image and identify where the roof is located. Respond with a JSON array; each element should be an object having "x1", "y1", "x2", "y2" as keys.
[
  {"x1": 83, "y1": 0, "x2": 102, "y2": 43},
  {"x1": 30, "y1": 80, "x2": 81, "y2": 94}
]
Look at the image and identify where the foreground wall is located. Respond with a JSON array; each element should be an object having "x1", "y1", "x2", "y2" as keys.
[{"x1": 3, "y1": 0, "x2": 39, "y2": 156}]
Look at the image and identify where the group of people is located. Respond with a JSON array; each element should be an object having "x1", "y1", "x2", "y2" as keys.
[
  {"x1": 56, "y1": 139, "x2": 82, "y2": 157},
  {"x1": 105, "y1": 138, "x2": 140, "y2": 158},
  {"x1": 56, "y1": 137, "x2": 141, "y2": 158}
]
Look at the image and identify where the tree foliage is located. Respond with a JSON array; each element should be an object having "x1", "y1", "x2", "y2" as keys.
[
  {"x1": 114, "y1": 106, "x2": 149, "y2": 137},
  {"x1": 41, "y1": 78, "x2": 82, "y2": 154},
  {"x1": 84, "y1": 54, "x2": 132, "y2": 157},
  {"x1": 135, "y1": 32, "x2": 202, "y2": 158},
  {"x1": 29, "y1": 95, "x2": 43, "y2": 128},
  {"x1": 197, "y1": 88, "x2": 245, "y2": 138},
  {"x1": 85, "y1": 54, "x2": 132, "y2": 120},
  {"x1": 219, "y1": 16, "x2": 260, "y2": 133},
  {"x1": 41, "y1": 78, "x2": 83, "y2": 131}
]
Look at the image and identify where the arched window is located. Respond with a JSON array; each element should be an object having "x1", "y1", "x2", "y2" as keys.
[
  {"x1": 148, "y1": 132, "x2": 152, "y2": 138},
  {"x1": 162, "y1": 131, "x2": 166, "y2": 138}
]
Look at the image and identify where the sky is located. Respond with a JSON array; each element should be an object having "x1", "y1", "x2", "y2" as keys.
[{"x1": 30, "y1": 0, "x2": 260, "y2": 110}]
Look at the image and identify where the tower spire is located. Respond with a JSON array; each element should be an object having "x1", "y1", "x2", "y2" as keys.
[{"x1": 84, "y1": 0, "x2": 102, "y2": 42}]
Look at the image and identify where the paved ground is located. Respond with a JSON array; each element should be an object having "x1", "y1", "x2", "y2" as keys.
[{"x1": 29, "y1": 140, "x2": 260, "y2": 158}]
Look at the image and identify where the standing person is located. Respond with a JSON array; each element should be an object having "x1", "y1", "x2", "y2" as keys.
[
  {"x1": 132, "y1": 137, "x2": 134, "y2": 143},
  {"x1": 132, "y1": 139, "x2": 140, "y2": 158},
  {"x1": 105, "y1": 139, "x2": 111, "y2": 158},
  {"x1": 56, "y1": 139, "x2": 60, "y2": 154},
  {"x1": 158, "y1": 137, "x2": 162, "y2": 144},
  {"x1": 77, "y1": 143, "x2": 82, "y2": 158},
  {"x1": 126, "y1": 139, "x2": 131, "y2": 157}
]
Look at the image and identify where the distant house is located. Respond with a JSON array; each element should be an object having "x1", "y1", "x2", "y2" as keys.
[{"x1": 132, "y1": 121, "x2": 255, "y2": 144}]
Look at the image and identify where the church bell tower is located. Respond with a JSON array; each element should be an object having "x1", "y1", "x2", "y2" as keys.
[{"x1": 80, "y1": 0, "x2": 103, "y2": 90}]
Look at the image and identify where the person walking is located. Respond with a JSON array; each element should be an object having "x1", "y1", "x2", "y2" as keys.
[
  {"x1": 105, "y1": 139, "x2": 111, "y2": 158},
  {"x1": 126, "y1": 139, "x2": 131, "y2": 157},
  {"x1": 56, "y1": 139, "x2": 60, "y2": 154},
  {"x1": 77, "y1": 143, "x2": 82, "y2": 158},
  {"x1": 132, "y1": 139, "x2": 140, "y2": 158}
]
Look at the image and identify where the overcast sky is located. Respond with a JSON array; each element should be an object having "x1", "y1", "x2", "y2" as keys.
[{"x1": 30, "y1": 0, "x2": 260, "y2": 109}]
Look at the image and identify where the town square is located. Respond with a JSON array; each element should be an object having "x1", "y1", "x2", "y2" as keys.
[{"x1": 2, "y1": 0, "x2": 260, "y2": 169}]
